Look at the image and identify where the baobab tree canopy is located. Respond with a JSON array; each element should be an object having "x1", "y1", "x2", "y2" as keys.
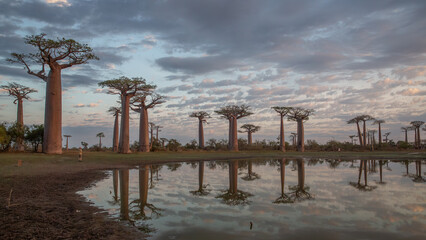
[
  {"x1": 287, "y1": 107, "x2": 314, "y2": 122},
  {"x1": 7, "y1": 33, "x2": 98, "y2": 154},
  {"x1": 1, "y1": 82, "x2": 37, "y2": 103},
  {"x1": 189, "y1": 111, "x2": 211, "y2": 148},
  {"x1": 239, "y1": 124, "x2": 261, "y2": 133},
  {"x1": 189, "y1": 111, "x2": 211, "y2": 121}
]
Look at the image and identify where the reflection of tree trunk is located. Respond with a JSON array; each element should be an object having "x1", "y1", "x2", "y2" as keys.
[
  {"x1": 43, "y1": 67, "x2": 62, "y2": 154},
  {"x1": 199, "y1": 161, "x2": 204, "y2": 191},
  {"x1": 199, "y1": 120, "x2": 204, "y2": 148},
  {"x1": 358, "y1": 161, "x2": 363, "y2": 185},
  {"x1": 248, "y1": 161, "x2": 252, "y2": 178},
  {"x1": 280, "y1": 159, "x2": 286, "y2": 195},
  {"x1": 229, "y1": 160, "x2": 238, "y2": 194},
  {"x1": 297, "y1": 120, "x2": 304, "y2": 152},
  {"x1": 364, "y1": 160, "x2": 367, "y2": 186},
  {"x1": 140, "y1": 108, "x2": 149, "y2": 152},
  {"x1": 356, "y1": 122, "x2": 363, "y2": 146},
  {"x1": 119, "y1": 169, "x2": 129, "y2": 220},
  {"x1": 379, "y1": 161, "x2": 383, "y2": 183},
  {"x1": 113, "y1": 114, "x2": 119, "y2": 152},
  {"x1": 297, "y1": 160, "x2": 305, "y2": 188},
  {"x1": 139, "y1": 165, "x2": 150, "y2": 208},
  {"x1": 280, "y1": 116, "x2": 285, "y2": 152},
  {"x1": 416, "y1": 161, "x2": 422, "y2": 177},
  {"x1": 363, "y1": 121, "x2": 366, "y2": 147},
  {"x1": 113, "y1": 170, "x2": 118, "y2": 202}
]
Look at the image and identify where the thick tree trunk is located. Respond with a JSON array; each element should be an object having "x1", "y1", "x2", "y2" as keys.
[
  {"x1": 150, "y1": 125, "x2": 154, "y2": 149},
  {"x1": 280, "y1": 159, "x2": 286, "y2": 195},
  {"x1": 119, "y1": 95, "x2": 131, "y2": 153},
  {"x1": 199, "y1": 120, "x2": 204, "y2": 148},
  {"x1": 99, "y1": 137, "x2": 102, "y2": 148},
  {"x1": 113, "y1": 114, "x2": 119, "y2": 152},
  {"x1": 43, "y1": 68, "x2": 62, "y2": 154},
  {"x1": 363, "y1": 121, "x2": 366, "y2": 147},
  {"x1": 417, "y1": 127, "x2": 421, "y2": 148},
  {"x1": 16, "y1": 98, "x2": 24, "y2": 151},
  {"x1": 139, "y1": 165, "x2": 149, "y2": 207},
  {"x1": 139, "y1": 108, "x2": 149, "y2": 152},
  {"x1": 404, "y1": 130, "x2": 408, "y2": 143},
  {"x1": 198, "y1": 161, "x2": 204, "y2": 191},
  {"x1": 119, "y1": 169, "x2": 129, "y2": 220},
  {"x1": 231, "y1": 117, "x2": 238, "y2": 151},
  {"x1": 228, "y1": 119, "x2": 232, "y2": 150},
  {"x1": 229, "y1": 160, "x2": 238, "y2": 194},
  {"x1": 378, "y1": 123, "x2": 382, "y2": 145},
  {"x1": 356, "y1": 122, "x2": 363, "y2": 146},
  {"x1": 414, "y1": 130, "x2": 417, "y2": 147},
  {"x1": 279, "y1": 116, "x2": 285, "y2": 152},
  {"x1": 248, "y1": 132, "x2": 252, "y2": 145},
  {"x1": 297, "y1": 119, "x2": 304, "y2": 152}
]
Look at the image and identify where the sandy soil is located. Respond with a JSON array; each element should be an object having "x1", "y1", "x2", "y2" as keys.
[{"x1": 0, "y1": 170, "x2": 144, "y2": 240}]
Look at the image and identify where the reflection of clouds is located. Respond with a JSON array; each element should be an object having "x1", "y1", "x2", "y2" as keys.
[{"x1": 78, "y1": 161, "x2": 426, "y2": 239}]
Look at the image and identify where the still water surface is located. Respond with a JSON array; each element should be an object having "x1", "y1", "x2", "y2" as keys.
[{"x1": 78, "y1": 159, "x2": 425, "y2": 240}]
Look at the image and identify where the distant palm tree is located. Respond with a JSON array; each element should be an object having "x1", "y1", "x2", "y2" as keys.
[{"x1": 96, "y1": 132, "x2": 105, "y2": 148}]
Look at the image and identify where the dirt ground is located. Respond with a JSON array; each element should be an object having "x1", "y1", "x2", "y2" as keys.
[{"x1": 0, "y1": 170, "x2": 144, "y2": 240}]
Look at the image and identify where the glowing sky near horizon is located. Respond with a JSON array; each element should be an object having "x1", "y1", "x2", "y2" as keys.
[{"x1": 0, "y1": 0, "x2": 425, "y2": 147}]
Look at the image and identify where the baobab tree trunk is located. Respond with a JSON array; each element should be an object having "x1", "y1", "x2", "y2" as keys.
[
  {"x1": 113, "y1": 114, "x2": 119, "y2": 152},
  {"x1": 279, "y1": 116, "x2": 285, "y2": 152},
  {"x1": 417, "y1": 127, "x2": 421, "y2": 148},
  {"x1": 139, "y1": 165, "x2": 149, "y2": 207},
  {"x1": 66, "y1": 137, "x2": 69, "y2": 151},
  {"x1": 150, "y1": 125, "x2": 154, "y2": 149},
  {"x1": 378, "y1": 123, "x2": 382, "y2": 145},
  {"x1": 356, "y1": 122, "x2": 363, "y2": 146},
  {"x1": 16, "y1": 98, "x2": 24, "y2": 151},
  {"x1": 363, "y1": 121, "x2": 367, "y2": 147},
  {"x1": 199, "y1": 120, "x2": 204, "y2": 148},
  {"x1": 119, "y1": 95, "x2": 131, "y2": 153},
  {"x1": 119, "y1": 169, "x2": 129, "y2": 220},
  {"x1": 228, "y1": 119, "x2": 233, "y2": 150},
  {"x1": 43, "y1": 67, "x2": 62, "y2": 154},
  {"x1": 139, "y1": 108, "x2": 149, "y2": 152},
  {"x1": 231, "y1": 117, "x2": 238, "y2": 151},
  {"x1": 297, "y1": 119, "x2": 304, "y2": 152},
  {"x1": 99, "y1": 137, "x2": 102, "y2": 148},
  {"x1": 248, "y1": 131, "x2": 252, "y2": 145},
  {"x1": 404, "y1": 130, "x2": 408, "y2": 143},
  {"x1": 414, "y1": 130, "x2": 417, "y2": 148}
]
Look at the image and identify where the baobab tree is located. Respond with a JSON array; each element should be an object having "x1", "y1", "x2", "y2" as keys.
[
  {"x1": 373, "y1": 119, "x2": 385, "y2": 144},
  {"x1": 99, "y1": 77, "x2": 151, "y2": 153},
  {"x1": 239, "y1": 124, "x2": 261, "y2": 145},
  {"x1": 291, "y1": 133, "x2": 297, "y2": 147},
  {"x1": 349, "y1": 135, "x2": 356, "y2": 145},
  {"x1": 8, "y1": 34, "x2": 98, "y2": 154},
  {"x1": 154, "y1": 125, "x2": 162, "y2": 140},
  {"x1": 287, "y1": 107, "x2": 314, "y2": 152},
  {"x1": 96, "y1": 132, "x2": 105, "y2": 148},
  {"x1": 347, "y1": 116, "x2": 364, "y2": 146},
  {"x1": 189, "y1": 111, "x2": 211, "y2": 148},
  {"x1": 1, "y1": 82, "x2": 37, "y2": 150},
  {"x1": 130, "y1": 90, "x2": 165, "y2": 152},
  {"x1": 401, "y1": 127, "x2": 409, "y2": 143},
  {"x1": 383, "y1": 132, "x2": 390, "y2": 143},
  {"x1": 360, "y1": 115, "x2": 374, "y2": 146},
  {"x1": 63, "y1": 135, "x2": 71, "y2": 151},
  {"x1": 271, "y1": 107, "x2": 292, "y2": 152},
  {"x1": 410, "y1": 121, "x2": 424, "y2": 148},
  {"x1": 149, "y1": 122, "x2": 156, "y2": 149},
  {"x1": 108, "y1": 106, "x2": 121, "y2": 152},
  {"x1": 215, "y1": 105, "x2": 253, "y2": 151}
]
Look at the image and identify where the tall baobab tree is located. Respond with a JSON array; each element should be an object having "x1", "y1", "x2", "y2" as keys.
[
  {"x1": 349, "y1": 135, "x2": 356, "y2": 145},
  {"x1": 373, "y1": 119, "x2": 385, "y2": 144},
  {"x1": 99, "y1": 77, "x2": 151, "y2": 153},
  {"x1": 130, "y1": 91, "x2": 165, "y2": 152},
  {"x1": 410, "y1": 121, "x2": 424, "y2": 148},
  {"x1": 271, "y1": 107, "x2": 292, "y2": 152},
  {"x1": 154, "y1": 125, "x2": 162, "y2": 141},
  {"x1": 347, "y1": 116, "x2": 364, "y2": 146},
  {"x1": 149, "y1": 122, "x2": 156, "y2": 149},
  {"x1": 63, "y1": 135, "x2": 71, "y2": 151},
  {"x1": 401, "y1": 127, "x2": 409, "y2": 143},
  {"x1": 108, "y1": 106, "x2": 121, "y2": 152},
  {"x1": 96, "y1": 132, "x2": 105, "y2": 148},
  {"x1": 189, "y1": 111, "x2": 211, "y2": 148},
  {"x1": 1, "y1": 82, "x2": 37, "y2": 150},
  {"x1": 291, "y1": 133, "x2": 297, "y2": 147},
  {"x1": 288, "y1": 108, "x2": 314, "y2": 152},
  {"x1": 215, "y1": 105, "x2": 253, "y2": 151},
  {"x1": 239, "y1": 124, "x2": 261, "y2": 145},
  {"x1": 360, "y1": 115, "x2": 374, "y2": 146},
  {"x1": 8, "y1": 34, "x2": 98, "y2": 154}
]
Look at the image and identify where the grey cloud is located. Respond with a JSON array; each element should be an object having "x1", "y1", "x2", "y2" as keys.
[{"x1": 165, "y1": 75, "x2": 193, "y2": 82}]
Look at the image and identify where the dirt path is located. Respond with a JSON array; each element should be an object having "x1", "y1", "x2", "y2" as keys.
[{"x1": 0, "y1": 170, "x2": 144, "y2": 240}]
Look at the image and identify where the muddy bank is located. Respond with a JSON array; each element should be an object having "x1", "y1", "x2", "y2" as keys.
[{"x1": 0, "y1": 170, "x2": 144, "y2": 240}]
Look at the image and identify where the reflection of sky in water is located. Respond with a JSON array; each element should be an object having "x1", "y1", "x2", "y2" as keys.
[{"x1": 78, "y1": 160, "x2": 426, "y2": 240}]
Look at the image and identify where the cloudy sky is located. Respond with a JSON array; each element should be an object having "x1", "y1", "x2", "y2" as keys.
[{"x1": 0, "y1": 0, "x2": 425, "y2": 148}]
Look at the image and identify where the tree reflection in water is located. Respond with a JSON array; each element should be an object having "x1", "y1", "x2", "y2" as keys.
[
  {"x1": 287, "y1": 159, "x2": 314, "y2": 202},
  {"x1": 349, "y1": 160, "x2": 377, "y2": 191},
  {"x1": 273, "y1": 158, "x2": 293, "y2": 204},
  {"x1": 376, "y1": 160, "x2": 386, "y2": 185},
  {"x1": 412, "y1": 160, "x2": 425, "y2": 182},
  {"x1": 241, "y1": 160, "x2": 260, "y2": 181},
  {"x1": 216, "y1": 160, "x2": 253, "y2": 205},
  {"x1": 190, "y1": 161, "x2": 211, "y2": 196}
]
